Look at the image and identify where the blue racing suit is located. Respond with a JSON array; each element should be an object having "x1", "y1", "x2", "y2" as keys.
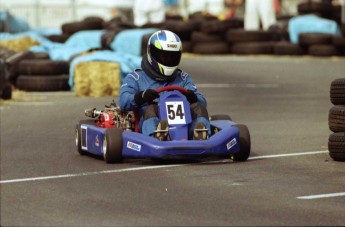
[{"x1": 119, "y1": 68, "x2": 211, "y2": 138}]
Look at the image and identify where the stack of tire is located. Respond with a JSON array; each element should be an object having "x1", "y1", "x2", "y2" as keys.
[
  {"x1": 328, "y1": 78, "x2": 345, "y2": 161},
  {"x1": 226, "y1": 28, "x2": 275, "y2": 55},
  {"x1": 298, "y1": 0, "x2": 342, "y2": 25},
  {"x1": 192, "y1": 17, "x2": 243, "y2": 55},
  {"x1": 298, "y1": 33, "x2": 344, "y2": 57},
  {"x1": 15, "y1": 58, "x2": 70, "y2": 92}
]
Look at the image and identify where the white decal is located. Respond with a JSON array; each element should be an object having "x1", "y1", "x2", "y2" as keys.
[
  {"x1": 165, "y1": 101, "x2": 186, "y2": 125},
  {"x1": 95, "y1": 135, "x2": 99, "y2": 147},
  {"x1": 81, "y1": 125, "x2": 88, "y2": 150},
  {"x1": 227, "y1": 138, "x2": 237, "y2": 150},
  {"x1": 127, "y1": 141, "x2": 141, "y2": 152},
  {"x1": 104, "y1": 113, "x2": 109, "y2": 121}
]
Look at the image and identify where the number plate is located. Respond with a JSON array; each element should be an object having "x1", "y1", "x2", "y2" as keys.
[{"x1": 165, "y1": 101, "x2": 186, "y2": 125}]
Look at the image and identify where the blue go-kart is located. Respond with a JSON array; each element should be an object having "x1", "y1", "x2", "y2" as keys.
[{"x1": 75, "y1": 86, "x2": 251, "y2": 163}]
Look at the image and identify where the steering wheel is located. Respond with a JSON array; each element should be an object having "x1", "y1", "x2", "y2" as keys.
[{"x1": 156, "y1": 85, "x2": 188, "y2": 94}]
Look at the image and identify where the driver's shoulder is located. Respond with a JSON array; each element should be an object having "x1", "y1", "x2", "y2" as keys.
[
  {"x1": 176, "y1": 69, "x2": 190, "y2": 81},
  {"x1": 126, "y1": 68, "x2": 145, "y2": 81}
]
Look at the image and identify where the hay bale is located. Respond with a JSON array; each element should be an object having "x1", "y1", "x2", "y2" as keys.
[
  {"x1": 0, "y1": 36, "x2": 40, "y2": 52},
  {"x1": 74, "y1": 61, "x2": 121, "y2": 97}
]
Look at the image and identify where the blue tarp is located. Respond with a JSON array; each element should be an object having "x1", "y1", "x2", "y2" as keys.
[
  {"x1": 47, "y1": 30, "x2": 105, "y2": 61},
  {"x1": 69, "y1": 50, "x2": 142, "y2": 88},
  {"x1": 0, "y1": 11, "x2": 30, "y2": 33},
  {"x1": 288, "y1": 14, "x2": 341, "y2": 44},
  {"x1": 65, "y1": 30, "x2": 104, "y2": 49},
  {"x1": 111, "y1": 28, "x2": 158, "y2": 56}
]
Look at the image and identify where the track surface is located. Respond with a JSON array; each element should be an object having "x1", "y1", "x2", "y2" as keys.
[{"x1": 1, "y1": 55, "x2": 345, "y2": 226}]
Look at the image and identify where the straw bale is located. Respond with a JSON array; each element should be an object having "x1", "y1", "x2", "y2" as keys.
[
  {"x1": 0, "y1": 36, "x2": 40, "y2": 52},
  {"x1": 74, "y1": 61, "x2": 121, "y2": 97}
]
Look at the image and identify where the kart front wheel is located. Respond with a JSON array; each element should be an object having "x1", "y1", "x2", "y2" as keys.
[
  {"x1": 232, "y1": 124, "x2": 251, "y2": 161},
  {"x1": 103, "y1": 128, "x2": 123, "y2": 163}
]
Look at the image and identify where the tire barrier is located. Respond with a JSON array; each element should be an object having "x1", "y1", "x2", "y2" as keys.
[
  {"x1": 328, "y1": 78, "x2": 345, "y2": 161},
  {"x1": 1, "y1": 12, "x2": 344, "y2": 97}
]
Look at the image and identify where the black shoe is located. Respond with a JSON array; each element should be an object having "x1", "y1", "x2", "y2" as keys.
[
  {"x1": 193, "y1": 122, "x2": 208, "y2": 140},
  {"x1": 154, "y1": 120, "x2": 169, "y2": 141}
]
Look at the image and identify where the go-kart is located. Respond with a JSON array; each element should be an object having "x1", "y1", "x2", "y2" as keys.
[{"x1": 75, "y1": 86, "x2": 251, "y2": 163}]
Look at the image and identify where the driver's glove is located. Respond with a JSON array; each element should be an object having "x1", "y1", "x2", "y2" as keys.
[
  {"x1": 186, "y1": 90, "x2": 198, "y2": 104},
  {"x1": 134, "y1": 89, "x2": 159, "y2": 105}
]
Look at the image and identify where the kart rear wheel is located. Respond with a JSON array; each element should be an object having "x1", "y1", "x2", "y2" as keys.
[
  {"x1": 75, "y1": 120, "x2": 96, "y2": 155},
  {"x1": 232, "y1": 124, "x2": 251, "y2": 161},
  {"x1": 210, "y1": 114, "x2": 232, "y2": 121},
  {"x1": 103, "y1": 128, "x2": 123, "y2": 163}
]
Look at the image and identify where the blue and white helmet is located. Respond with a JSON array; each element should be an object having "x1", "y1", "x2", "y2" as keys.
[{"x1": 147, "y1": 30, "x2": 182, "y2": 76}]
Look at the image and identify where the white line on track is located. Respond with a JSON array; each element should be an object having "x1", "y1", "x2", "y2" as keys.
[
  {"x1": 197, "y1": 83, "x2": 280, "y2": 89},
  {"x1": 248, "y1": 150, "x2": 327, "y2": 160},
  {"x1": 0, "y1": 150, "x2": 328, "y2": 185},
  {"x1": 297, "y1": 192, "x2": 345, "y2": 200}
]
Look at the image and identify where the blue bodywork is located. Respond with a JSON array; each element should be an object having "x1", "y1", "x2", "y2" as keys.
[{"x1": 79, "y1": 90, "x2": 241, "y2": 159}]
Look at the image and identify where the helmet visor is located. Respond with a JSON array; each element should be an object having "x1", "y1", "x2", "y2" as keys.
[{"x1": 150, "y1": 44, "x2": 181, "y2": 67}]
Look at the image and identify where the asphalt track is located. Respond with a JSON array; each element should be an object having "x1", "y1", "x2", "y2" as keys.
[{"x1": 1, "y1": 55, "x2": 345, "y2": 226}]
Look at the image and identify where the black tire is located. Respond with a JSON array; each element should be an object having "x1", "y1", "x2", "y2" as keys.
[
  {"x1": 193, "y1": 42, "x2": 230, "y2": 54},
  {"x1": 45, "y1": 33, "x2": 70, "y2": 43},
  {"x1": 328, "y1": 132, "x2": 345, "y2": 161},
  {"x1": 200, "y1": 19, "x2": 242, "y2": 34},
  {"x1": 231, "y1": 124, "x2": 251, "y2": 161},
  {"x1": 226, "y1": 29, "x2": 273, "y2": 43},
  {"x1": 273, "y1": 41, "x2": 305, "y2": 55},
  {"x1": 231, "y1": 42, "x2": 273, "y2": 55},
  {"x1": 7, "y1": 51, "x2": 36, "y2": 85},
  {"x1": 191, "y1": 31, "x2": 223, "y2": 43},
  {"x1": 1, "y1": 82, "x2": 12, "y2": 99},
  {"x1": 298, "y1": 33, "x2": 333, "y2": 46},
  {"x1": 19, "y1": 60, "x2": 69, "y2": 75},
  {"x1": 328, "y1": 105, "x2": 345, "y2": 133},
  {"x1": 308, "y1": 45, "x2": 341, "y2": 57},
  {"x1": 103, "y1": 128, "x2": 123, "y2": 163},
  {"x1": 298, "y1": 1, "x2": 334, "y2": 15},
  {"x1": 268, "y1": 20, "x2": 290, "y2": 41},
  {"x1": 162, "y1": 20, "x2": 199, "y2": 41},
  {"x1": 182, "y1": 41, "x2": 193, "y2": 53},
  {"x1": 333, "y1": 35, "x2": 345, "y2": 49},
  {"x1": 210, "y1": 114, "x2": 232, "y2": 121},
  {"x1": 32, "y1": 52, "x2": 50, "y2": 60},
  {"x1": 330, "y1": 78, "x2": 345, "y2": 105},
  {"x1": 16, "y1": 75, "x2": 70, "y2": 91},
  {"x1": 0, "y1": 59, "x2": 12, "y2": 99},
  {"x1": 62, "y1": 20, "x2": 104, "y2": 34}
]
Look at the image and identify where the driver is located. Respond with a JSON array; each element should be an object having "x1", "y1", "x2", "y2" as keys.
[{"x1": 119, "y1": 30, "x2": 210, "y2": 141}]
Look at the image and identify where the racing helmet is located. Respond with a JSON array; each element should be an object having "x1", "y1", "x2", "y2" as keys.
[{"x1": 147, "y1": 30, "x2": 182, "y2": 76}]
